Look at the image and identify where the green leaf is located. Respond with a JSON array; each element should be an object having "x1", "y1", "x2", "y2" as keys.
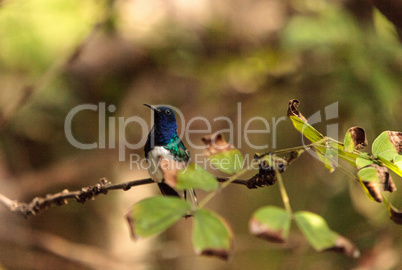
[
  {"x1": 372, "y1": 131, "x2": 401, "y2": 161},
  {"x1": 193, "y1": 208, "x2": 233, "y2": 260},
  {"x1": 126, "y1": 196, "x2": 191, "y2": 239},
  {"x1": 249, "y1": 206, "x2": 291, "y2": 243},
  {"x1": 289, "y1": 115, "x2": 324, "y2": 143},
  {"x1": 177, "y1": 163, "x2": 219, "y2": 191},
  {"x1": 394, "y1": 155, "x2": 402, "y2": 170},
  {"x1": 294, "y1": 211, "x2": 337, "y2": 250},
  {"x1": 343, "y1": 131, "x2": 354, "y2": 153},
  {"x1": 357, "y1": 167, "x2": 380, "y2": 183},
  {"x1": 373, "y1": 8, "x2": 399, "y2": 43},
  {"x1": 209, "y1": 149, "x2": 244, "y2": 174},
  {"x1": 355, "y1": 156, "x2": 374, "y2": 169},
  {"x1": 294, "y1": 211, "x2": 360, "y2": 258}
]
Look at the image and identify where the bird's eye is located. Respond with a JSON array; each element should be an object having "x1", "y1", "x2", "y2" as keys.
[{"x1": 165, "y1": 109, "x2": 171, "y2": 115}]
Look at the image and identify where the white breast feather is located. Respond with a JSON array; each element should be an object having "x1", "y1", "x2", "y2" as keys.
[{"x1": 147, "y1": 147, "x2": 187, "y2": 182}]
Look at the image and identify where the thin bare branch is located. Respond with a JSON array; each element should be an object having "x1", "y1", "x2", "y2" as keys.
[
  {"x1": 0, "y1": 178, "x2": 153, "y2": 218},
  {"x1": 0, "y1": 176, "x2": 262, "y2": 218}
]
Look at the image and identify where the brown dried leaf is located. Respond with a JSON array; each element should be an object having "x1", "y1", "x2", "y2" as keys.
[
  {"x1": 324, "y1": 236, "x2": 360, "y2": 258},
  {"x1": 201, "y1": 133, "x2": 233, "y2": 157},
  {"x1": 373, "y1": 165, "x2": 397, "y2": 193},
  {"x1": 287, "y1": 99, "x2": 307, "y2": 122},
  {"x1": 363, "y1": 181, "x2": 384, "y2": 203},
  {"x1": 389, "y1": 205, "x2": 402, "y2": 225},
  {"x1": 348, "y1": 127, "x2": 368, "y2": 150},
  {"x1": 387, "y1": 131, "x2": 402, "y2": 154},
  {"x1": 287, "y1": 149, "x2": 305, "y2": 164}
]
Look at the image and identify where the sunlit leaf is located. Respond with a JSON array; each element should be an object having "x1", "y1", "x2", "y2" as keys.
[
  {"x1": 344, "y1": 127, "x2": 368, "y2": 152},
  {"x1": 249, "y1": 206, "x2": 291, "y2": 243},
  {"x1": 193, "y1": 208, "x2": 233, "y2": 260},
  {"x1": 372, "y1": 131, "x2": 402, "y2": 161},
  {"x1": 355, "y1": 155, "x2": 374, "y2": 169},
  {"x1": 373, "y1": 8, "x2": 399, "y2": 43},
  {"x1": 209, "y1": 149, "x2": 244, "y2": 174},
  {"x1": 294, "y1": 211, "x2": 360, "y2": 258},
  {"x1": 176, "y1": 163, "x2": 218, "y2": 191},
  {"x1": 394, "y1": 155, "x2": 402, "y2": 171},
  {"x1": 126, "y1": 196, "x2": 191, "y2": 239},
  {"x1": 289, "y1": 115, "x2": 324, "y2": 143},
  {"x1": 287, "y1": 99, "x2": 324, "y2": 143}
]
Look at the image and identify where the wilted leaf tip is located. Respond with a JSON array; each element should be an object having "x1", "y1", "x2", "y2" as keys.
[
  {"x1": 362, "y1": 180, "x2": 383, "y2": 203},
  {"x1": 125, "y1": 211, "x2": 137, "y2": 240},
  {"x1": 346, "y1": 127, "x2": 368, "y2": 150},
  {"x1": 387, "y1": 131, "x2": 402, "y2": 154},
  {"x1": 199, "y1": 248, "x2": 231, "y2": 261},
  {"x1": 202, "y1": 133, "x2": 233, "y2": 157},
  {"x1": 389, "y1": 206, "x2": 402, "y2": 225},
  {"x1": 358, "y1": 164, "x2": 396, "y2": 203},
  {"x1": 287, "y1": 99, "x2": 307, "y2": 122},
  {"x1": 249, "y1": 218, "x2": 286, "y2": 243},
  {"x1": 324, "y1": 236, "x2": 360, "y2": 258}
]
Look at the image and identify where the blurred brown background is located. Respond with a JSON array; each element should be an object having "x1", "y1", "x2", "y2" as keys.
[{"x1": 0, "y1": 0, "x2": 401, "y2": 269}]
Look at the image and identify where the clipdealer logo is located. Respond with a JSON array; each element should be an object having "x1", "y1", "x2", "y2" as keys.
[{"x1": 64, "y1": 102, "x2": 338, "y2": 169}]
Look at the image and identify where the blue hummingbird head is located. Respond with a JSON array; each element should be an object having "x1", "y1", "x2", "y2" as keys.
[{"x1": 144, "y1": 104, "x2": 178, "y2": 144}]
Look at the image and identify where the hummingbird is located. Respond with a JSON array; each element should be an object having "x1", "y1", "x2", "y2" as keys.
[{"x1": 144, "y1": 104, "x2": 197, "y2": 204}]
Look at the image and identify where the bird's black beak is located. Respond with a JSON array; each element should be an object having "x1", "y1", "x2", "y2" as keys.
[{"x1": 143, "y1": 104, "x2": 160, "y2": 113}]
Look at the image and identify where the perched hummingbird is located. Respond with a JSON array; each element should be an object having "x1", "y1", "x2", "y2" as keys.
[{"x1": 144, "y1": 104, "x2": 197, "y2": 204}]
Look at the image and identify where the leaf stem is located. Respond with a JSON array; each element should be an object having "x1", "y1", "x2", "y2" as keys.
[
  {"x1": 198, "y1": 165, "x2": 253, "y2": 208},
  {"x1": 313, "y1": 146, "x2": 357, "y2": 180},
  {"x1": 276, "y1": 166, "x2": 292, "y2": 215},
  {"x1": 269, "y1": 138, "x2": 330, "y2": 156}
]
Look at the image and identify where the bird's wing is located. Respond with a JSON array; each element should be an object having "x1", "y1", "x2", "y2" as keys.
[{"x1": 164, "y1": 135, "x2": 190, "y2": 162}]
